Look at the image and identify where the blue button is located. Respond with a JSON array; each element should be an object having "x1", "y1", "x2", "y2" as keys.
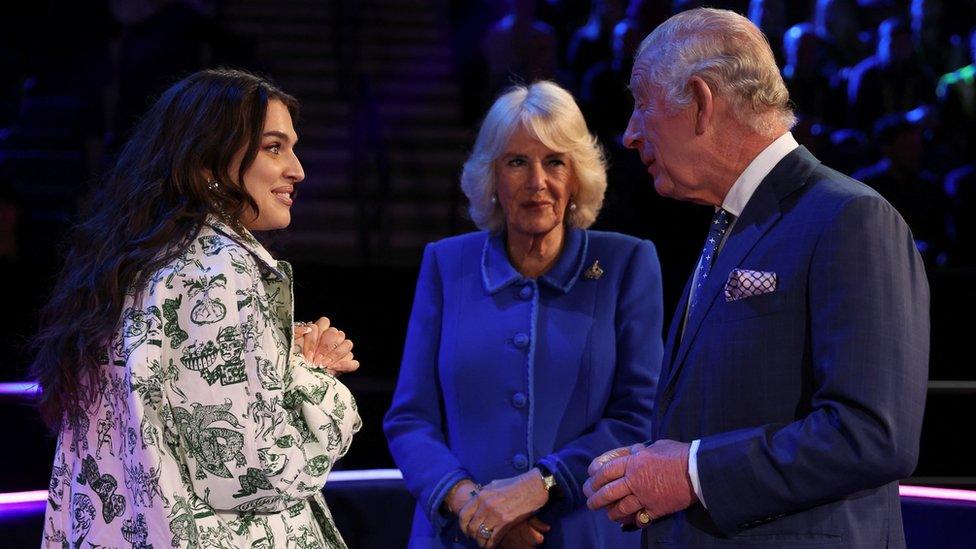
[
  {"x1": 513, "y1": 332, "x2": 529, "y2": 348},
  {"x1": 512, "y1": 392, "x2": 527, "y2": 408},
  {"x1": 518, "y1": 285, "x2": 533, "y2": 300},
  {"x1": 513, "y1": 453, "x2": 528, "y2": 470}
]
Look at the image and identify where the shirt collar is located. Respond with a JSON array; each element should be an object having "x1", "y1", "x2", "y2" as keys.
[
  {"x1": 481, "y1": 227, "x2": 588, "y2": 294},
  {"x1": 204, "y1": 216, "x2": 286, "y2": 279},
  {"x1": 721, "y1": 131, "x2": 799, "y2": 217}
]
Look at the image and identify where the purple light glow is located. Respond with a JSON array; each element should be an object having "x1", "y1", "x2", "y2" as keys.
[
  {"x1": 900, "y1": 485, "x2": 976, "y2": 503},
  {"x1": 0, "y1": 491, "x2": 47, "y2": 520},
  {"x1": 0, "y1": 382, "x2": 40, "y2": 396},
  {"x1": 0, "y1": 499, "x2": 46, "y2": 519},
  {"x1": 0, "y1": 490, "x2": 46, "y2": 505},
  {"x1": 2, "y1": 480, "x2": 975, "y2": 516}
]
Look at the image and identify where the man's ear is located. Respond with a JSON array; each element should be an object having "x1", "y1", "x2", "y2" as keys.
[{"x1": 688, "y1": 76, "x2": 713, "y2": 135}]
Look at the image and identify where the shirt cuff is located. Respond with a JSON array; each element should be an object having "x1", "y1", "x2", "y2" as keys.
[{"x1": 688, "y1": 439, "x2": 706, "y2": 509}]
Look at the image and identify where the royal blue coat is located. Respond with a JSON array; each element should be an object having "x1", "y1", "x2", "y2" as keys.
[{"x1": 384, "y1": 228, "x2": 664, "y2": 547}]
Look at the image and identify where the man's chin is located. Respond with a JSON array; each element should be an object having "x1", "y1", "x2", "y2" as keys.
[{"x1": 653, "y1": 179, "x2": 676, "y2": 199}]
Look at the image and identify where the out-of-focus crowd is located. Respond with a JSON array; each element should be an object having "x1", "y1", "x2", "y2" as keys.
[{"x1": 451, "y1": 0, "x2": 976, "y2": 270}]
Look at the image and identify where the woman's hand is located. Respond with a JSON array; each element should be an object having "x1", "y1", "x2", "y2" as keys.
[
  {"x1": 458, "y1": 469, "x2": 550, "y2": 548},
  {"x1": 293, "y1": 317, "x2": 359, "y2": 376},
  {"x1": 443, "y1": 479, "x2": 480, "y2": 516},
  {"x1": 498, "y1": 517, "x2": 550, "y2": 548}
]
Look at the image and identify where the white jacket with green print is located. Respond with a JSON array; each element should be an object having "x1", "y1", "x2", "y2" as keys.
[{"x1": 42, "y1": 217, "x2": 361, "y2": 549}]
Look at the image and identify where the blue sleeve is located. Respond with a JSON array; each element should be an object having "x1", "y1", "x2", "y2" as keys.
[
  {"x1": 383, "y1": 244, "x2": 470, "y2": 533},
  {"x1": 696, "y1": 195, "x2": 930, "y2": 534},
  {"x1": 538, "y1": 239, "x2": 664, "y2": 510}
]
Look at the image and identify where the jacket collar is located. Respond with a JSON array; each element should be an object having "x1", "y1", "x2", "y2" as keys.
[
  {"x1": 204, "y1": 216, "x2": 286, "y2": 280},
  {"x1": 481, "y1": 227, "x2": 588, "y2": 294}
]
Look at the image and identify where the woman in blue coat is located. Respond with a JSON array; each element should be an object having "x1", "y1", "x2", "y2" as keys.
[{"x1": 384, "y1": 81, "x2": 663, "y2": 548}]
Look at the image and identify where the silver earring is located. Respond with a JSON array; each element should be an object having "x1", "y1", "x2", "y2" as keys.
[
  {"x1": 490, "y1": 195, "x2": 497, "y2": 204},
  {"x1": 207, "y1": 179, "x2": 219, "y2": 192},
  {"x1": 569, "y1": 201, "x2": 577, "y2": 212}
]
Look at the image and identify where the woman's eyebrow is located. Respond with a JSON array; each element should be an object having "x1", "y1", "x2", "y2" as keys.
[{"x1": 262, "y1": 130, "x2": 297, "y2": 144}]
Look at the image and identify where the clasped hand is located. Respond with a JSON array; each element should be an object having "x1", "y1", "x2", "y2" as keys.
[
  {"x1": 456, "y1": 470, "x2": 550, "y2": 548},
  {"x1": 293, "y1": 317, "x2": 359, "y2": 376},
  {"x1": 583, "y1": 440, "x2": 697, "y2": 528}
]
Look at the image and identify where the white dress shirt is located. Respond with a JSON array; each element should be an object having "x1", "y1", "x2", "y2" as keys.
[{"x1": 686, "y1": 132, "x2": 799, "y2": 508}]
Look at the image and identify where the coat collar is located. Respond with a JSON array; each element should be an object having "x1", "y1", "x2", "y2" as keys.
[
  {"x1": 204, "y1": 216, "x2": 286, "y2": 280},
  {"x1": 481, "y1": 227, "x2": 588, "y2": 294}
]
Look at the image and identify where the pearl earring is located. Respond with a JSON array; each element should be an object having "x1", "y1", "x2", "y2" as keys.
[
  {"x1": 569, "y1": 201, "x2": 577, "y2": 212},
  {"x1": 490, "y1": 195, "x2": 497, "y2": 204}
]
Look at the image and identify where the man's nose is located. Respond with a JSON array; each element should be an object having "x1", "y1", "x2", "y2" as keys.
[{"x1": 623, "y1": 113, "x2": 640, "y2": 150}]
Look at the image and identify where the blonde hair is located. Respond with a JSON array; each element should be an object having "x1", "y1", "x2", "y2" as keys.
[
  {"x1": 634, "y1": 8, "x2": 796, "y2": 136},
  {"x1": 461, "y1": 81, "x2": 607, "y2": 232}
]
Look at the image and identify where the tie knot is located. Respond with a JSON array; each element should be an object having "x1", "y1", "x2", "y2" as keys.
[{"x1": 708, "y1": 208, "x2": 733, "y2": 237}]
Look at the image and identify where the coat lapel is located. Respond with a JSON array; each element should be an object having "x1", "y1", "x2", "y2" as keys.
[{"x1": 659, "y1": 147, "x2": 819, "y2": 398}]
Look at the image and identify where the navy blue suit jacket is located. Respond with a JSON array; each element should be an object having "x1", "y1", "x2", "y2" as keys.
[
  {"x1": 385, "y1": 229, "x2": 663, "y2": 547},
  {"x1": 646, "y1": 147, "x2": 929, "y2": 547}
]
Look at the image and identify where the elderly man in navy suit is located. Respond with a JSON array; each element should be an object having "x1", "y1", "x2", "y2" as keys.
[{"x1": 584, "y1": 8, "x2": 929, "y2": 548}]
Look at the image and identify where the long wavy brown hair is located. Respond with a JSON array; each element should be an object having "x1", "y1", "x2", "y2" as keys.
[{"x1": 30, "y1": 68, "x2": 299, "y2": 429}]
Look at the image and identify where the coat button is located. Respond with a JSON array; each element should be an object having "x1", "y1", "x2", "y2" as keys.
[
  {"x1": 513, "y1": 332, "x2": 529, "y2": 348},
  {"x1": 513, "y1": 454, "x2": 528, "y2": 470},
  {"x1": 512, "y1": 392, "x2": 527, "y2": 408},
  {"x1": 518, "y1": 285, "x2": 533, "y2": 300}
]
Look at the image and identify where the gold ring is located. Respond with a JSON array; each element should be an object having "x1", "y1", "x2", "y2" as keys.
[{"x1": 636, "y1": 509, "x2": 651, "y2": 526}]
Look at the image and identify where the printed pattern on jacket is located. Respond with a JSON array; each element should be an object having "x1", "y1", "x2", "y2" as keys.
[{"x1": 42, "y1": 218, "x2": 361, "y2": 549}]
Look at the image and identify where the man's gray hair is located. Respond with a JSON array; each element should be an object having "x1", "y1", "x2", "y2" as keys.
[{"x1": 634, "y1": 8, "x2": 796, "y2": 136}]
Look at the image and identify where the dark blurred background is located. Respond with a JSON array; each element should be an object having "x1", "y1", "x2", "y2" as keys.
[{"x1": 1, "y1": 0, "x2": 974, "y2": 498}]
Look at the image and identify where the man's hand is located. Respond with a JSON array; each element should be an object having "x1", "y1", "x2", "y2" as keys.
[
  {"x1": 585, "y1": 440, "x2": 697, "y2": 526},
  {"x1": 498, "y1": 517, "x2": 550, "y2": 548}
]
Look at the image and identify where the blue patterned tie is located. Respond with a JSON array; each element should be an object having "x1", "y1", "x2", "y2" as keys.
[{"x1": 689, "y1": 208, "x2": 733, "y2": 314}]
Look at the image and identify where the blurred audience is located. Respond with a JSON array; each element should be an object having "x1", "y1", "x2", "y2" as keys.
[
  {"x1": 566, "y1": 0, "x2": 625, "y2": 93},
  {"x1": 782, "y1": 22, "x2": 845, "y2": 125},
  {"x1": 848, "y1": 16, "x2": 935, "y2": 129},
  {"x1": 482, "y1": 0, "x2": 559, "y2": 97},
  {"x1": 815, "y1": 0, "x2": 873, "y2": 68},
  {"x1": 853, "y1": 110, "x2": 946, "y2": 259},
  {"x1": 749, "y1": 0, "x2": 788, "y2": 65},
  {"x1": 579, "y1": 17, "x2": 641, "y2": 142},
  {"x1": 3, "y1": 0, "x2": 976, "y2": 281},
  {"x1": 936, "y1": 28, "x2": 976, "y2": 158}
]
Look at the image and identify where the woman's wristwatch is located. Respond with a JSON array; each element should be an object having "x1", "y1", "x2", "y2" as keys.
[{"x1": 535, "y1": 462, "x2": 561, "y2": 498}]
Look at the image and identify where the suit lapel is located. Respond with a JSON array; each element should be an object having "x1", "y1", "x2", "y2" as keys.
[
  {"x1": 659, "y1": 273, "x2": 693, "y2": 388},
  {"x1": 659, "y1": 147, "x2": 820, "y2": 399}
]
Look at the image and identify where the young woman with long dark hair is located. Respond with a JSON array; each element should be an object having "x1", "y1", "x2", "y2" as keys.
[{"x1": 32, "y1": 68, "x2": 361, "y2": 548}]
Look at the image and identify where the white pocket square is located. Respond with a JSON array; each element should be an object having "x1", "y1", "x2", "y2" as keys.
[{"x1": 724, "y1": 269, "x2": 777, "y2": 302}]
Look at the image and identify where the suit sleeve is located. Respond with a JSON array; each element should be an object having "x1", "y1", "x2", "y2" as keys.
[
  {"x1": 696, "y1": 195, "x2": 929, "y2": 534},
  {"x1": 536, "y1": 239, "x2": 664, "y2": 510},
  {"x1": 161, "y1": 249, "x2": 360, "y2": 512},
  {"x1": 383, "y1": 244, "x2": 470, "y2": 533}
]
